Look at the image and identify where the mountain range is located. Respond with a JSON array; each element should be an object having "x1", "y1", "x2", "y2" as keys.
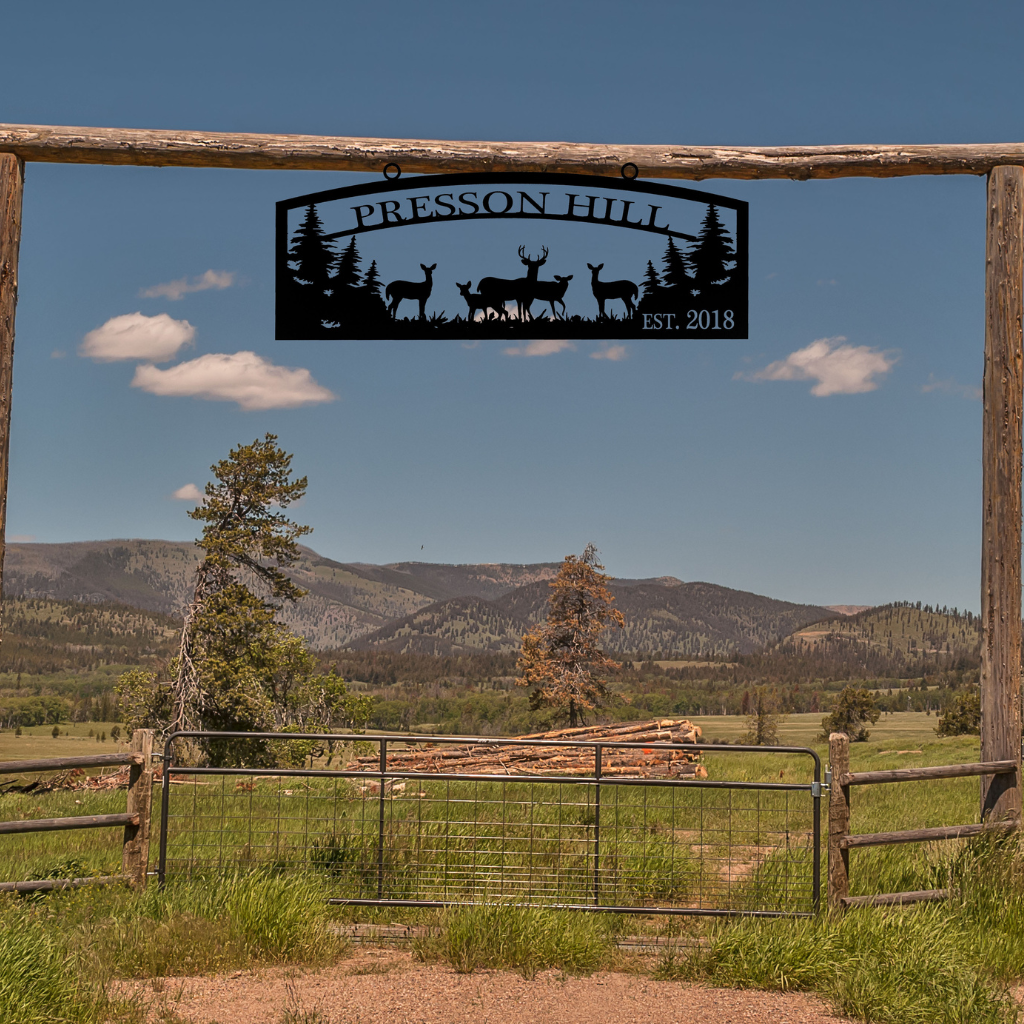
[{"x1": 2, "y1": 540, "x2": 835, "y2": 657}]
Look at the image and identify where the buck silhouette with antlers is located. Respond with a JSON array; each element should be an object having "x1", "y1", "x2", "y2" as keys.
[
  {"x1": 587, "y1": 263, "x2": 638, "y2": 319},
  {"x1": 385, "y1": 263, "x2": 437, "y2": 319},
  {"x1": 478, "y1": 245, "x2": 548, "y2": 321}
]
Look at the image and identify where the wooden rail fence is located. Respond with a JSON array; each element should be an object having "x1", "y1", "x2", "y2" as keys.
[
  {"x1": 0, "y1": 728, "x2": 154, "y2": 893},
  {"x1": 827, "y1": 731, "x2": 1019, "y2": 909}
]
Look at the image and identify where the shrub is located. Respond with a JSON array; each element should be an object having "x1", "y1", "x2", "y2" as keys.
[
  {"x1": 820, "y1": 686, "x2": 880, "y2": 741},
  {"x1": 936, "y1": 688, "x2": 981, "y2": 737}
]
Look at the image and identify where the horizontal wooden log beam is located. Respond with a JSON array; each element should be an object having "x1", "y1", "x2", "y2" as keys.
[
  {"x1": 0, "y1": 812, "x2": 137, "y2": 835},
  {"x1": 840, "y1": 820, "x2": 1016, "y2": 848},
  {"x1": 841, "y1": 760, "x2": 1017, "y2": 786},
  {"x1": 841, "y1": 889, "x2": 949, "y2": 908},
  {"x1": 0, "y1": 752, "x2": 143, "y2": 775},
  {"x1": 2, "y1": 124, "x2": 1024, "y2": 179},
  {"x1": 0, "y1": 874, "x2": 127, "y2": 894}
]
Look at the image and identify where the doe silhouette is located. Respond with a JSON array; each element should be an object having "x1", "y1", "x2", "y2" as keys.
[
  {"x1": 386, "y1": 263, "x2": 436, "y2": 318},
  {"x1": 587, "y1": 263, "x2": 637, "y2": 318}
]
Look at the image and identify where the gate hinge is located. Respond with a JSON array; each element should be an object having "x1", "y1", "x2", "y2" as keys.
[{"x1": 811, "y1": 781, "x2": 824, "y2": 798}]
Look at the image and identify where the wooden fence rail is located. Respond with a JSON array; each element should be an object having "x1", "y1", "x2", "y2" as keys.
[
  {"x1": 0, "y1": 728, "x2": 154, "y2": 891},
  {"x1": 828, "y1": 732, "x2": 1019, "y2": 909}
]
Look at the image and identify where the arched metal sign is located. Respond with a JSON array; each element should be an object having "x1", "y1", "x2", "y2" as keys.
[{"x1": 275, "y1": 172, "x2": 747, "y2": 340}]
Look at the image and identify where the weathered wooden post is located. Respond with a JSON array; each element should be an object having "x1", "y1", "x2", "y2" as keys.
[
  {"x1": 122, "y1": 728, "x2": 154, "y2": 888},
  {"x1": 828, "y1": 732, "x2": 850, "y2": 908},
  {"x1": 981, "y1": 166, "x2": 1024, "y2": 824},
  {"x1": 0, "y1": 155, "x2": 23, "y2": 614}
]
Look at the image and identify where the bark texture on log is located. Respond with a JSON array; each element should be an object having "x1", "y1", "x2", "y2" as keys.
[
  {"x1": 842, "y1": 760, "x2": 1016, "y2": 787},
  {"x1": 3, "y1": 125, "x2": 1024, "y2": 178},
  {"x1": 982, "y1": 165, "x2": 1024, "y2": 824},
  {"x1": 122, "y1": 728, "x2": 154, "y2": 888},
  {"x1": 0, "y1": 155, "x2": 21, "y2": 626},
  {"x1": 827, "y1": 733, "x2": 850, "y2": 908}
]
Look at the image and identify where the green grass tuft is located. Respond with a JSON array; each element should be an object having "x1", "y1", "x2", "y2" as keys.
[{"x1": 414, "y1": 904, "x2": 616, "y2": 979}]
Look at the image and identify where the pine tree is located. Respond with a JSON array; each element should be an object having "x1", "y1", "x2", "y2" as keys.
[
  {"x1": 661, "y1": 238, "x2": 692, "y2": 292},
  {"x1": 332, "y1": 236, "x2": 362, "y2": 290},
  {"x1": 361, "y1": 259, "x2": 382, "y2": 300},
  {"x1": 515, "y1": 544, "x2": 624, "y2": 728},
  {"x1": 288, "y1": 205, "x2": 334, "y2": 292},
  {"x1": 689, "y1": 205, "x2": 735, "y2": 291},
  {"x1": 641, "y1": 260, "x2": 662, "y2": 299}
]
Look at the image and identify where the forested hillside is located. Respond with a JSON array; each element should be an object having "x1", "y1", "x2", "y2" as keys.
[{"x1": 0, "y1": 597, "x2": 181, "y2": 726}]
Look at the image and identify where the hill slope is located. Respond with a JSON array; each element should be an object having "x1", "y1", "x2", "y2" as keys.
[
  {"x1": 4, "y1": 540, "x2": 832, "y2": 657},
  {"x1": 352, "y1": 580, "x2": 832, "y2": 657}
]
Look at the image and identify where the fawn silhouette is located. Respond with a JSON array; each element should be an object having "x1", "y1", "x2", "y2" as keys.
[
  {"x1": 386, "y1": 263, "x2": 436, "y2": 318},
  {"x1": 456, "y1": 282, "x2": 487, "y2": 321},
  {"x1": 587, "y1": 263, "x2": 638, "y2": 318}
]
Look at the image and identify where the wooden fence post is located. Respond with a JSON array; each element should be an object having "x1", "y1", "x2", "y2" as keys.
[
  {"x1": 982, "y1": 165, "x2": 1024, "y2": 825},
  {"x1": 0, "y1": 155, "x2": 23, "y2": 626},
  {"x1": 122, "y1": 729, "x2": 154, "y2": 888},
  {"x1": 828, "y1": 732, "x2": 850, "y2": 908}
]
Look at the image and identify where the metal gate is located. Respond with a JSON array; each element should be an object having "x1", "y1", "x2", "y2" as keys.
[{"x1": 158, "y1": 730, "x2": 821, "y2": 917}]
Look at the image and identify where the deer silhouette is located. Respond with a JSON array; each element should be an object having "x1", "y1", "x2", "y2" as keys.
[
  {"x1": 456, "y1": 281, "x2": 487, "y2": 321},
  {"x1": 386, "y1": 263, "x2": 436, "y2": 318},
  {"x1": 587, "y1": 263, "x2": 637, "y2": 318},
  {"x1": 527, "y1": 274, "x2": 573, "y2": 319},
  {"x1": 479, "y1": 245, "x2": 548, "y2": 320}
]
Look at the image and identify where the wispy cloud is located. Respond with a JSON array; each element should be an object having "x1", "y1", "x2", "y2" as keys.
[
  {"x1": 171, "y1": 483, "x2": 204, "y2": 502},
  {"x1": 590, "y1": 344, "x2": 628, "y2": 362},
  {"x1": 80, "y1": 312, "x2": 195, "y2": 363},
  {"x1": 921, "y1": 374, "x2": 982, "y2": 400},
  {"x1": 141, "y1": 270, "x2": 236, "y2": 301},
  {"x1": 740, "y1": 337, "x2": 897, "y2": 396},
  {"x1": 503, "y1": 339, "x2": 576, "y2": 358},
  {"x1": 131, "y1": 351, "x2": 336, "y2": 410}
]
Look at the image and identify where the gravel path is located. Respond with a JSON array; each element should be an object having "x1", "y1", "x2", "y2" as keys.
[{"x1": 136, "y1": 949, "x2": 853, "y2": 1024}]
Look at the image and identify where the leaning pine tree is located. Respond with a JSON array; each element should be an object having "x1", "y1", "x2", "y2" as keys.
[
  {"x1": 172, "y1": 433, "x2": 312, "y2": 737},
  {"x1": 515, "y1": 544, "x2": 624, "y2": 728}
]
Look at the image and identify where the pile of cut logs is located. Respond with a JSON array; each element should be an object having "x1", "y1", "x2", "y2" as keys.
[{"x1": 345, "y1": 719, "x2": 707, "y2": 779}]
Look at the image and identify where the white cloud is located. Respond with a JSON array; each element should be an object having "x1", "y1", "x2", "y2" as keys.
[
  {"x1": 9, "y1": 534, "x2": 35, "y2": 543},
  {"x1": 921, "y1": 374, "x2": 982, "y2": 400},
  {"x1": 590, "y1": 344, "x2": 628, "y2": 362},
  {"x1": 172, "y1": 483, "x2": 205, "y2": 502},
  {"x1": 503, "y1": 339, "x2": 576, "y2": 357},
  {"x1": 131, "y1": 351, "x2": 336, "y2": 410},
  {"x1": 743, "y1": 337, "x2": 896, "y2": 396},
  {"x1": 80, "y1": 312, "x2": 195, "y2": 363},
  {"x1": 141, "y1": 269, "x2": 236, "y2": 301}
]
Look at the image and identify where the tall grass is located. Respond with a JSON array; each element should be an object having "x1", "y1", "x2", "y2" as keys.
[
  {"x1": 0, "y1": 872, "x2": 350, "y2": 1024},
  {"x1": 414, "y1": 904, "x2": 616, "y2": 978},
  {"x1": 656, "y1": 831, "x2": 1024, "y2": 1024}
]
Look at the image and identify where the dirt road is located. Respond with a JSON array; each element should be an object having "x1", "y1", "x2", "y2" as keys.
[{"x1": 136, "y1": 949, "x2": 852, "y2": 1024}]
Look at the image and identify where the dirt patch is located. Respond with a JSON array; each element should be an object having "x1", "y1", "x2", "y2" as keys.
[{"x1": 131, "y1": 949, "x2": 853, "y2": 1024}]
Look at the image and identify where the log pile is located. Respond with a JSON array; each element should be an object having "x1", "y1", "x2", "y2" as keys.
[{"x1": 345, "y1": 719, "x2": 707, "y2": 779}]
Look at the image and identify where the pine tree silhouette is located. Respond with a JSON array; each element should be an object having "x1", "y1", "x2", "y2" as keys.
[
  {"x1": 284, "y1": 204, "x2": 334, "y2": 336},
  {"x1": 661, "y1": 238, "x2": 692, "y2": 293},
  {"x1": 288, "y1": 204, "x2": 334, "y2": 292},
  {"x1": 361, "y1": 259, "x2": 383, "y2": 300},
  {"x1": 641, "y1": 260, "x2": 662, "y2": 299},
  {"x1": 332, "y1": 236, "x2": 362, "y2": 290},
  {"x1": 689, "y1": 205, "x2": 735, "y2": 292}
]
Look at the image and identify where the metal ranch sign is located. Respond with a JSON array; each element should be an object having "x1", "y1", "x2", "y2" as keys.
[{"x1": 275, "y1": 171, "x2": 747, "y2": 340}]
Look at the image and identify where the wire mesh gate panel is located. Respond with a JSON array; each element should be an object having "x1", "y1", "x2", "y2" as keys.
[{"x1": 158, "y1": 731, "x2": 821, "y2": 917}]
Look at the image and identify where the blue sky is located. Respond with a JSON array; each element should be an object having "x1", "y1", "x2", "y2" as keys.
[{"x1": 3, "y1": 0, "x2": 1021, "y2": 610}]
